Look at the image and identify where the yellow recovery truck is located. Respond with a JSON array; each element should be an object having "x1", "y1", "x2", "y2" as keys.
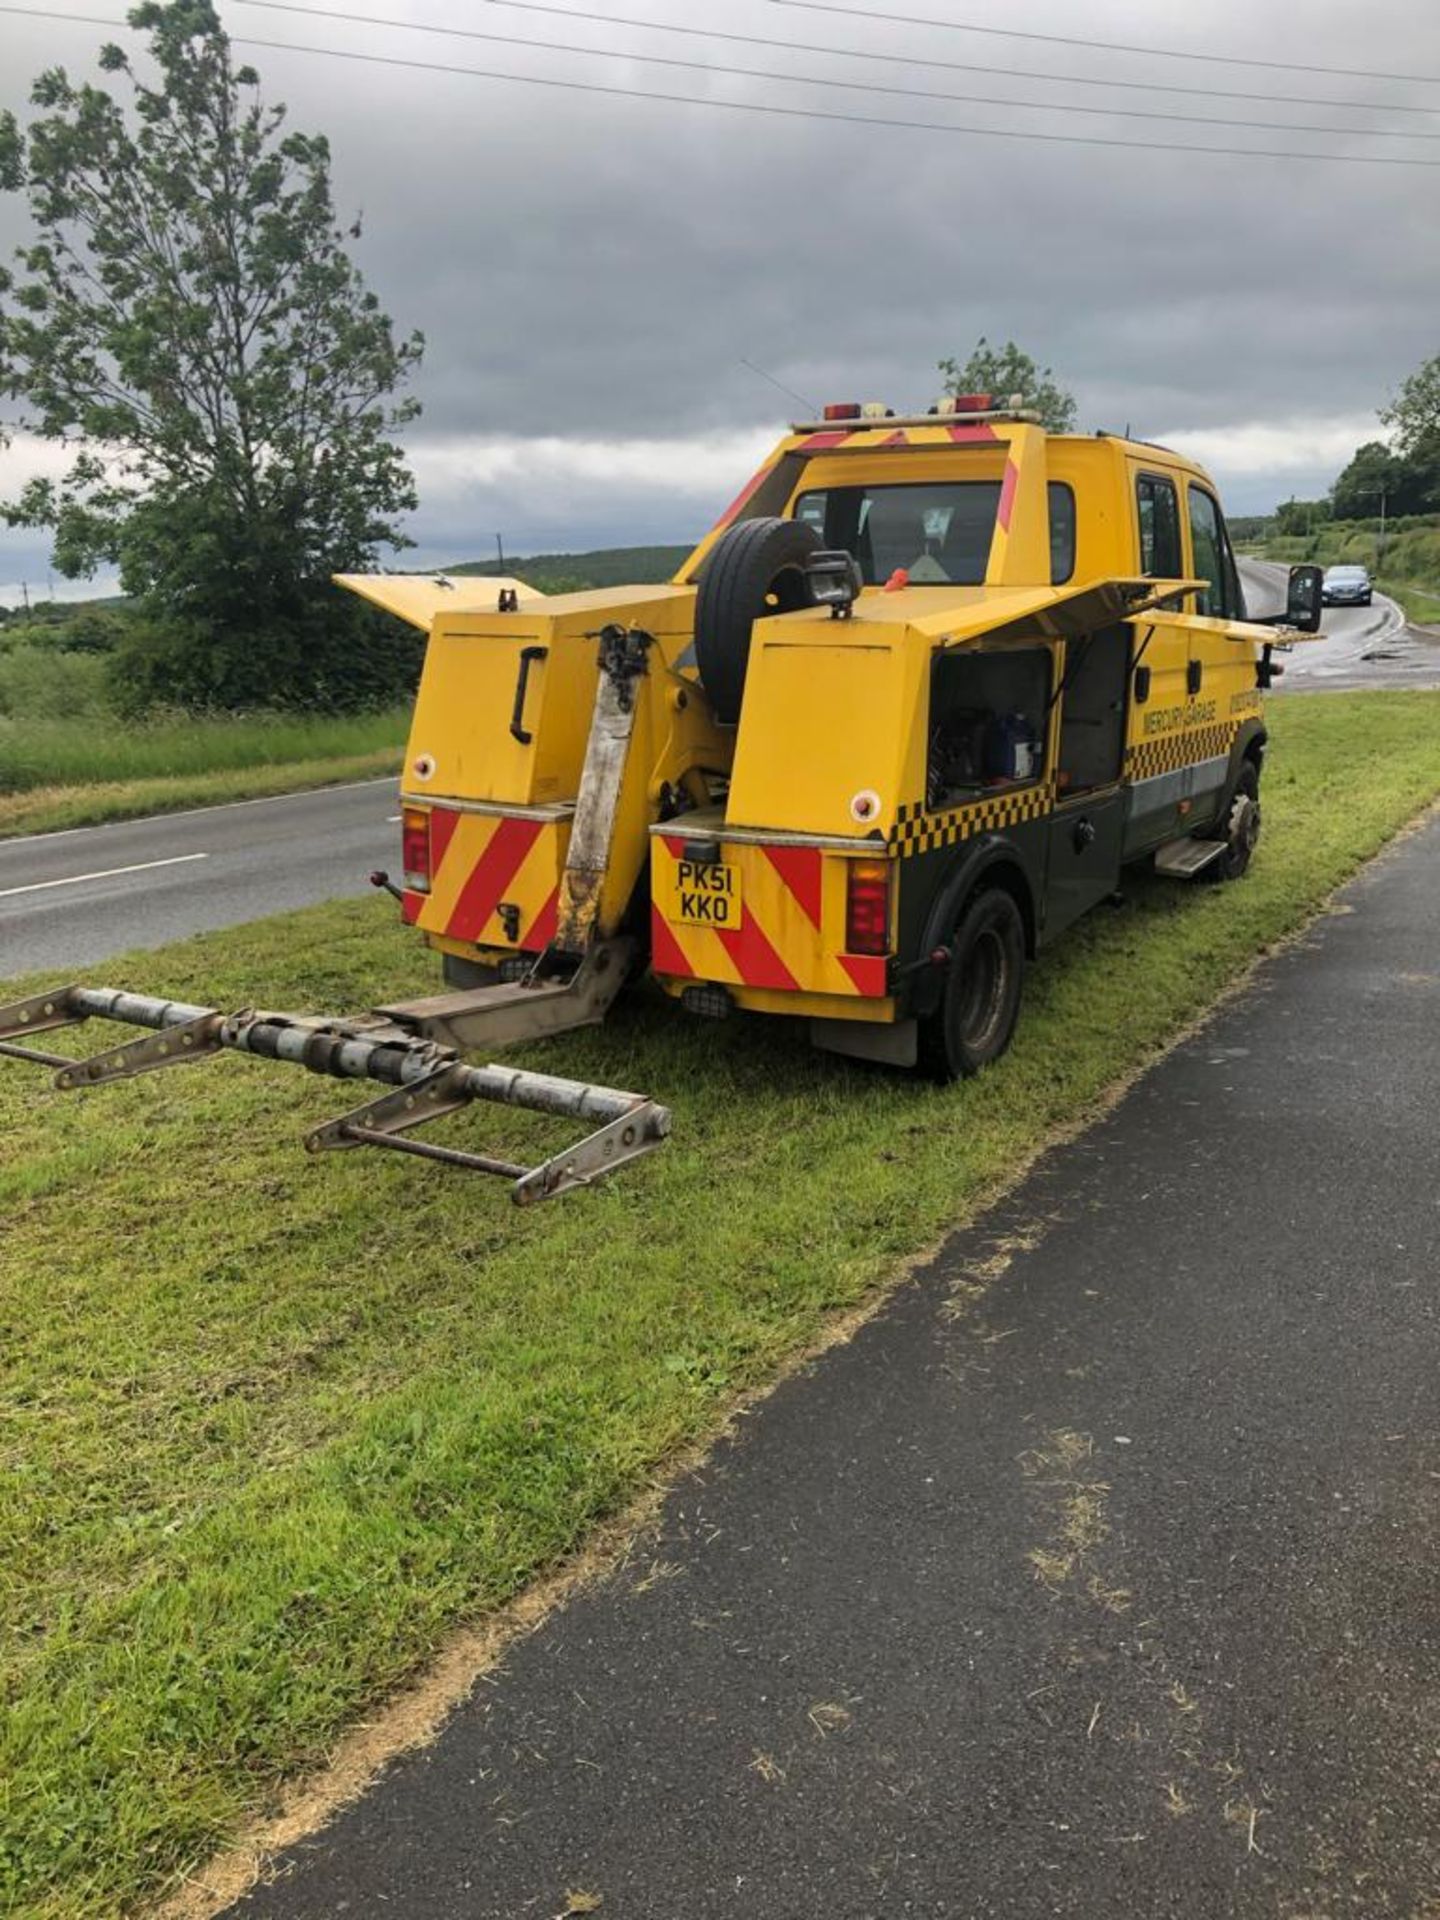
[{"x1": 0, "y1": 397, "x2": 1323, "y2": 1200}]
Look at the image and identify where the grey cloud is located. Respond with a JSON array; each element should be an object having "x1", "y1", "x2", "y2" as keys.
[{"x1": 1, "y1": 0, "x2": 1437, "y2": 558}]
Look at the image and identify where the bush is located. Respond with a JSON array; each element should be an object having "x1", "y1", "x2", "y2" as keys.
[
  {"x1": 107, "y1": 593, "x2": 423, "y2": 718},
  {"x1": 0, "y1": 646, "x2": 112, "y2": 722}
]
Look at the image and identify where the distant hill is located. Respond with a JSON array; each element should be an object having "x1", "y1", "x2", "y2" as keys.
[{"x1": 446, "y1": 544, "x2": 694, "y2": 592}]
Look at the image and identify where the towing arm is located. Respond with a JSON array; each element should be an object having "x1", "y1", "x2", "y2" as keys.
[{"x1": 0, "y1": 984, "x2": 669, "y2": 1205}]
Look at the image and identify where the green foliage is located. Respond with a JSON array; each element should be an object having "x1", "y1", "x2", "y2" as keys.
[
  {"x1": 3, "y1": 692, "x2": 1439, "y2": 1917},
  {"x1": 0, "y1": 644, "x2": 111, "y2": 722},
  {"x1": 0, "y1": 701, "x2": 405, "y2": 798},
  {"x1": 105, "y1": 589, "x2": 421, "y2": 715},
  {"x1": 1225, "y1": 514, "x2": 1275, "y2": 544},
  {"x1": 1331, "y1": 438, "x2": 1439, "y2": 520},
  {"x1": 1274, "y1": 497, "x2": 1332, "y2": 537},
  {"x1": 0, "y1": 1, "x2": 423, "y2": 709},
  {"x1": 937, "y1": 336, "x2": 1077, "y2": 431},
  {"x1": 1380, "y1": 349, "x2": 1440, "y2": 460}
]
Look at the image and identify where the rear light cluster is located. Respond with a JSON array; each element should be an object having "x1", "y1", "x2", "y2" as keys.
[
  {"x1": 402, "y1": 806, "x2": 431, "y2": 893},
  {"x1": 845, "y1": 859, "x2": 891, "y2": 957}
]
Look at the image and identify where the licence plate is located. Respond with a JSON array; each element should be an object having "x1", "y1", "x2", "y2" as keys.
[{"x1": 663, "y1": 857, "x2": 743, "y2": 928}]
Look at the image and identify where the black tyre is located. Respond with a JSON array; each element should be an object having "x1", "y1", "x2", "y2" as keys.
[
  {"x1": 917, "y1": 887, "x2": 1026, "y2": 1083},
  {"x1": 1206, "y1": 760, "x2": 1261, "y2": 882},
  {"x1": 442, "y1": 952, "x2": 498, "y2": 990},
  {"x1": 693, "y1": 516, "x2": 821, "y2": 724},
  {"x1": 1362, "y1": 592, "x2": 1373, "y2": 606}
]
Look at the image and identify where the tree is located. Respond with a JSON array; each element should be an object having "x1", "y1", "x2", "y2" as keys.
[
  {"x1": 937, "y1": 337, "x2": 1077, "y2": 432},
  {"x1": 0, "y1": 0, "x2": 424, "y2": 709},
  {"x1": 1330, "y1": 438, "x2": 1439, "y2": 521},
  {"x1": 1274, "y1": 497, "x2": 1331, "y2": 537},
  {"x1": 1380, "y1": 351, "x2": 1440, "y2": 462}
]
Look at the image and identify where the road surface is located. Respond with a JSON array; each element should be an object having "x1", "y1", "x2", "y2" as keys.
[
  {"x1": 230, "y1": 809, "x2": 1440, "y2": 1920},
  {"x1": 1239, "y1": 557, "x2": 1440, "y2": 691},
  {"x1": 0, "y1": 778, "x2": 400, "y2": 978}
]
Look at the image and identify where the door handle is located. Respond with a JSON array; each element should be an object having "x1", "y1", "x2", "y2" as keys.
[
  {"x1": 1072, "y1": 817, "x2": 1096, "y2": 853},
  {"x1": 509, "y1": 645, "x2": 548, "y2": 744}
]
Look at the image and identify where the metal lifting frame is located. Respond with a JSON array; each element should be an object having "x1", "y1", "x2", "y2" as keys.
[{"x1": 0, "y1": 985, "x2": 670, "y2": 1205}]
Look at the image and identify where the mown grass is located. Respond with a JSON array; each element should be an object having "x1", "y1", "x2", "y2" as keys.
[{"x1": 3, "y1": 691, "x2": 1439, "y2": 1918}]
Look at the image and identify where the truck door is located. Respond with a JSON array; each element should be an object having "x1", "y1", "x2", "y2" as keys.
[
  {"x1": 1046, "y1": 625, "x2": 1129, "y2": 939},
  {"x1": 1182, "y1": 483, "x2": 1247, "y2": 829}
]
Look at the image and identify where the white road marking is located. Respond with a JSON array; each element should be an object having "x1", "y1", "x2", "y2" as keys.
[
  {"x1": 387, "y1": 814, "x2": 401, "y2": 823},
  {"x1": 0, "y1": 852, "x2": 209, "y2": 899}
]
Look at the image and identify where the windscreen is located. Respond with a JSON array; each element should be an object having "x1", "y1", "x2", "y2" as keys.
[{"x1": 794, "y1": 481, "x2": 1001, "y2": 585}]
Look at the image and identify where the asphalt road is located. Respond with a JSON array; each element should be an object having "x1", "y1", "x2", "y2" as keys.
[
  {"x1": 0, "y1": 778, "x2": 400, "y2": 978},
  {"x1": 1238, "y1": 558, "x2": 1440, "y2": 691},
  {"x1": 230, "y1": 811, "x2": 1440, "y2": 1920}
]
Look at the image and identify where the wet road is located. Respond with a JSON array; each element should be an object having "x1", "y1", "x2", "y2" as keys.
[{"x1": 1238, "y1": 558, "x2": 1440, "y2": 691}]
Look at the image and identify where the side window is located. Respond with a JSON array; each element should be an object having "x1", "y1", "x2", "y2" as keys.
[
  {"x1": 1048, "y1": 481, "x2": 1076, "y2": 585},
  {"x1": 1187, "y1": 485, "x2": 1240, "y2": 619},
  {"x1": 1136, "y1": 474, "x2": 1182, "y2": 578}
]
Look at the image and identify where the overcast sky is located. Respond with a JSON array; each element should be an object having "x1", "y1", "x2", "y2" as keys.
[{"x1": 2, "y1": 0, "x2": 1438, "y2": 599}]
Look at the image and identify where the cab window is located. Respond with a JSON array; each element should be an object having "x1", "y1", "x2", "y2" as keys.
[
  {"x1": 1186, "y1": 485, "x2": 1242, "y2": 619},
  {"x1": 1136, "y1": 474, "x2": 1182, "y2": 578},
  {"x1": 794, "y1": 481, "x2": 1077, "y2": 586}
]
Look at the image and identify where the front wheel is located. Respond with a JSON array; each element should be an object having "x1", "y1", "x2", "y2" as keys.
[
  {"x1": 917, "y1": 887, "x2": 1026, "y2": 1083},
  {"x1": 1207, "y1": 761, "x2": 1261, "y2": 882}
]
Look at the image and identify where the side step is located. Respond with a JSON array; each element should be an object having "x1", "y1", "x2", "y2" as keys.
[
  {"x1": 0, "y1": 983, "x2": 669, "y2": 1205},
  {"x1": 1154, "y1": 834, "x2": 1227, "y2": 880}
]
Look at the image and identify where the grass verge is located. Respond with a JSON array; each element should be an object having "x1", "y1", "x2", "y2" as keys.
[
  {"x1": 0, "y1": 706, "x2": 407, "y2": 837},
  {"x1": 0, "y1": 748, "x2": 403, "y2": 838},
  {"x1": 3, "y1": 691, "x2": 1439, "y2": 1918}
]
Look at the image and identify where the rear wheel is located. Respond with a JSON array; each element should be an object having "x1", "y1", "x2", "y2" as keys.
[
  {"x1": 1207, "y1": 761, "x2": 1261, "y2": 882},
  {"x1": 918, "y1": 887, "x2": 1026, "y2": 1082},
  {"x1": 693, "y1": 516, "x2": 821, "y2": 724}
]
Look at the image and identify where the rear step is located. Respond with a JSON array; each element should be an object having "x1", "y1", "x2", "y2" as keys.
[
  {"x1": 0, "y1": 981, "x2": 669, "y2": 1205},
  {"x1": 1153, "y1": 834, "x2": 1227, "y2": 879}
]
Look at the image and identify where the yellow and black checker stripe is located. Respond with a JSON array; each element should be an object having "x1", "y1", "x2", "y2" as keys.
[
  {"x1": 890, "y1": 781, "x2": 1056, "y2": 858},
  {"x1": 1124, "y1": 720, "x2": 1236, "y2": 783}
]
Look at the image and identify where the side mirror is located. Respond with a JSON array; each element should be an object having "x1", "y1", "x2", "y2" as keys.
[{"x1": 1284, "y1": 563, "x2": 1323, "y2": 633}]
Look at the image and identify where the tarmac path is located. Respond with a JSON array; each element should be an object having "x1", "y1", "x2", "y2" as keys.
[{"x1": 227, "y1": 812, "x2": 1440, "y2": 1918}]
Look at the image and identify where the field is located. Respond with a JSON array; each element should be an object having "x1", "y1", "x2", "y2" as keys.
[{"x1": 4, "y1": 690, "x2": 1440, "y2": 1918}]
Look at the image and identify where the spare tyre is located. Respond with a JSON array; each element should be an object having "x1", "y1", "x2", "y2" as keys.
[{"x1": 693, "y1": 516, "x2": 822, "y2": 724}]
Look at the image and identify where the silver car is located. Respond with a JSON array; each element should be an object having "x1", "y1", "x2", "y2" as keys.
[{"x1": 1321, "y1": 564, "x2": 1373, "y2": 607}]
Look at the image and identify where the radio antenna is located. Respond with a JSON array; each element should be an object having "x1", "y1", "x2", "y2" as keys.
[{"x1": 739, "y1": 356, "x2": 818, "y2": 415}]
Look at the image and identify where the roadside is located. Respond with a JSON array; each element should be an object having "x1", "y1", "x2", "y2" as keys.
[
  {"x1": 0, "y1": 745, "x2": 403, "y2": 839},
  {"x1": 4, "y1": 692, "x2": 1439, "y2": 1920},
  {"x1": 228, "y1": 805, "x2": 1440, "y2": 1920},
  {"x1": 0, "y1": 778, "x2": 400, "y2": 974}
]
